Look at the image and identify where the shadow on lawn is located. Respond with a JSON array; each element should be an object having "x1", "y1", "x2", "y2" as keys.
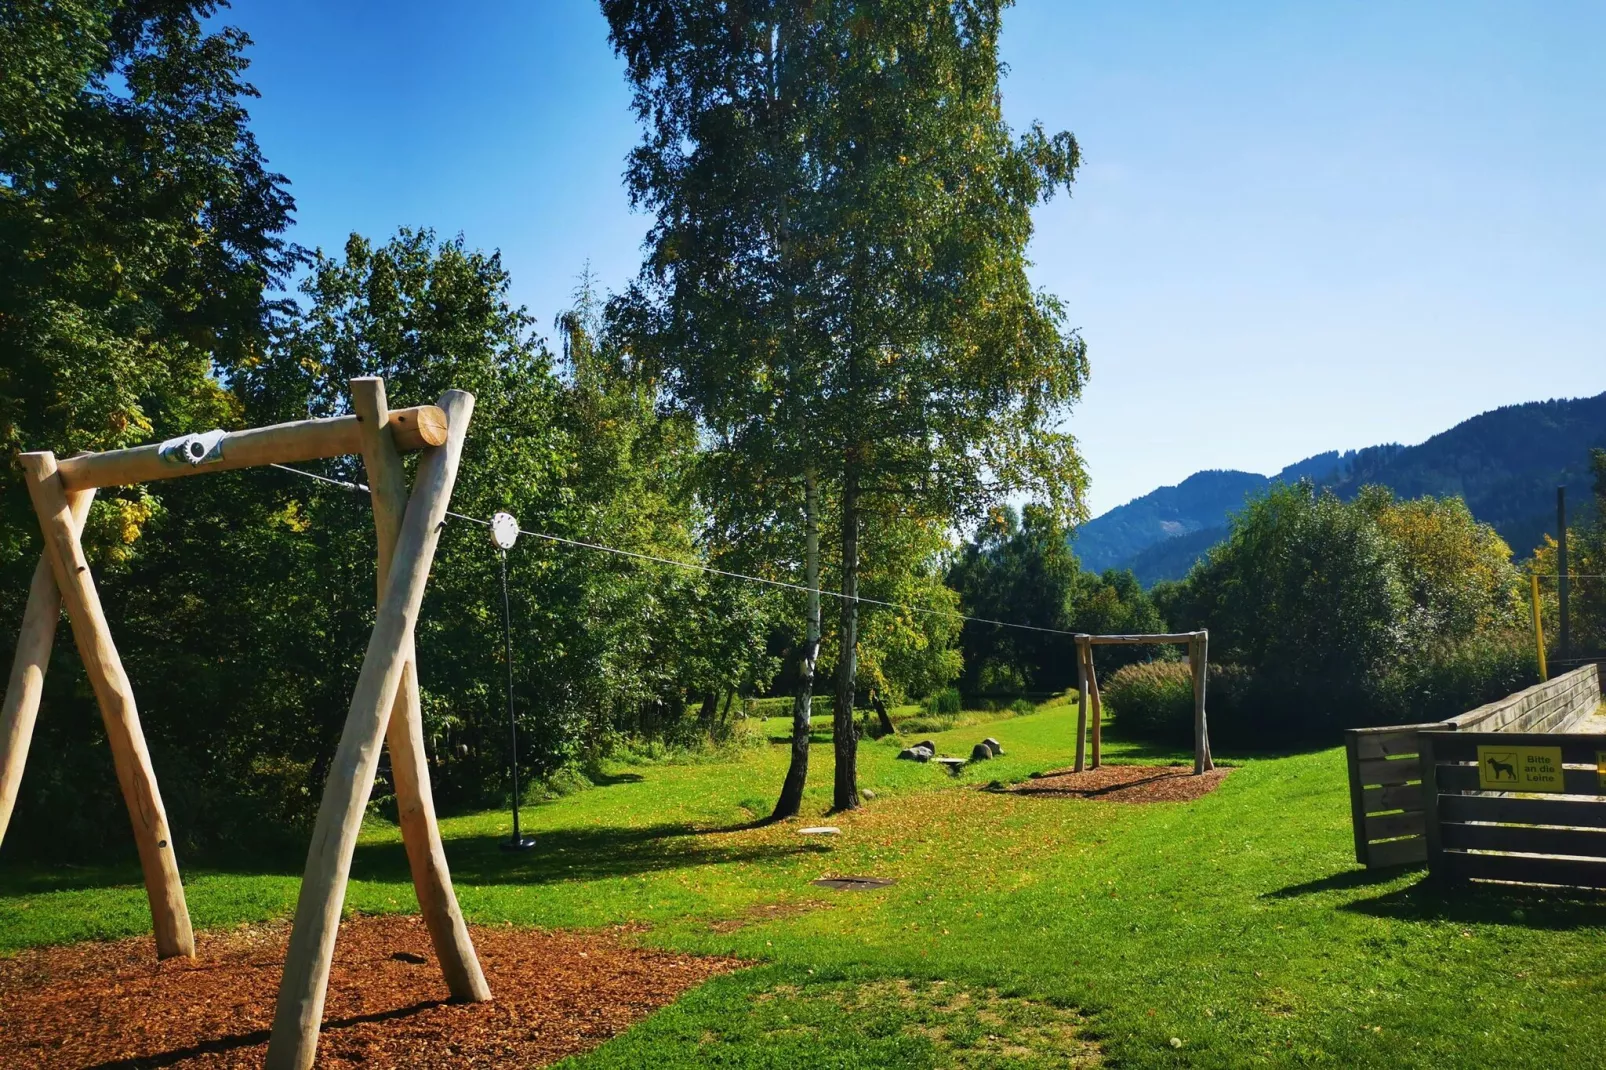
[
  {"x1": 1341, "y1": 875, "x2": 1606, "y2": 931},
  {"x1": 352, "y1": 820, "x2": 819, "y2": 888},
  {"x1": 1263, "y1": 866, "x2": 1410, "y2": 899},
  {"x1": 1, "y1": 820, "x2": 818, "y2": 898}
]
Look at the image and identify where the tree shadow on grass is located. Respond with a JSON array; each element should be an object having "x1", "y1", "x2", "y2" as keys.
[
  {"x1": 349, "y1": 820, "x2": 822, "y2": 888},
  {"x1": 1339, "y1": 874, "x2": 1606, "y2": 931},
  {"x1": 1, "y1": 820, "x2": 821, "y2": 898}
]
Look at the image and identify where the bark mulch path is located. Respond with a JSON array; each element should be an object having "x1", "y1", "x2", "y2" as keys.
[
  {"x1": 0, "y1": 914, "x2": 747, "y2": 1069},
  {"x1": 1005, "y1": 763, "x2": 1233, "y2": 803}
]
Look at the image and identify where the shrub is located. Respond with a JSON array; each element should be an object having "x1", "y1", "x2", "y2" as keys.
[
  {"x1": 924, "y1": 687, "x2": 962, "y2": 716},
  {"x1": 1010, "y1": 697, "x2": 1037, "y2": 716},
  {"x1": 745, "y1": 695, "x2": 834, "y2": 720},
  {"x1": 1371, "y1": 631, "x2": 1539, "y2": 727},
  {"x1": 1105, "y1": 661, "x2": 1256, "y2": 747},
  {"x1": 1104, "y1": 661, "x2": 1193, "y2": 744}
]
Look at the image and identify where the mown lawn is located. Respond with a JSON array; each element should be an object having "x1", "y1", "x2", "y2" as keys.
[{"x1": 3, "y1": 702, "x2": 1604, "y2": 1067}]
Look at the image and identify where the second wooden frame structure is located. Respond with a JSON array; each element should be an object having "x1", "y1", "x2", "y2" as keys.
[{"x1": 1073, "y1": 631, "x2": 1214, "y2": 775}]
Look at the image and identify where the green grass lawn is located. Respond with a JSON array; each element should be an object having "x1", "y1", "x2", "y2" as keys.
[{"x1": 4, "y1": 702, "x2": 1605, "y2": 1067}]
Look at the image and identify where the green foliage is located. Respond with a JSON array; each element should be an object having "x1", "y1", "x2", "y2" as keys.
[
  {"x1": 605, "y1": 0, "x2": 1089, "y2": 807},
  {"x1": 1162, "y1": 482, "x2": 1534, "y2": 741},
  {"x1": 949, "y1": 504, "x2": 1166, "y2": 697},
  {"x1": 5, "y1": 232, "x2": 779, "y2": 859},
  {"x1": 1103, "y1": 661, "x2": 1193, "y2": 744},
  {"x1": 1103, "y1": 661, "x2": 1254, "y2": 746},
  {"x1": 922, "y1": 687, "x2": 962, "y2": 717},
  {"x1": 0, "y1": 0, "x2": 296, "y2": 564},
  {"x1": 1528, "y1": 447, "x2": 1606, "y2": 656}
]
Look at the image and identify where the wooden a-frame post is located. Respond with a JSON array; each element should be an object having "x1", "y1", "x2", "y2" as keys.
[
  {"x1": 266, "y1": 388, "x2": 482, "y2": 1070},
  {"x1": 19, "y1": 453, "x2": 195, "y2": 958},
  {"x1": 0, "y1": 379, "x2": 489, "y2": 1068},
  {"x1": 350, "y1": 377, "x2": 489, "y2": 1003}
]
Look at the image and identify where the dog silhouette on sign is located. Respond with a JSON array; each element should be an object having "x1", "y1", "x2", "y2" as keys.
[{"x1": 1485, "y1": 755, "x2": 1517, "y2": 782}]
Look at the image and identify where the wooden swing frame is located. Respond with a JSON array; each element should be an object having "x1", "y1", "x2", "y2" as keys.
[
  {"x1": 1072, "y1": 631, "x2": 1214, "y2": 775},
  {"x1": 0, "y1": 377, "x2": 490, "y2": 1070}
]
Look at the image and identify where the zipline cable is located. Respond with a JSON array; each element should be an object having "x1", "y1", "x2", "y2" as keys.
[{"x1": 266, "y1": 463, "x2": 1093, "y2": 637}]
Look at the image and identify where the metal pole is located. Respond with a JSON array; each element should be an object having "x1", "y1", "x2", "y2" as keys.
[
  {"x1": 1557, "y1": 487, "x2": 1570, "y2": 661},
  {"x1": 499, "y1": 547, "x2": 533, "y2": 850}
]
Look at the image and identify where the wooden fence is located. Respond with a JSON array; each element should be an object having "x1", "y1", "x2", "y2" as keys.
[
  {"x1": 1420, "y1": 729, "x2": 1606, "y2": 889},
  {"x1": 1344, "y1": 664, "x2": 1602, "y2": 869}
]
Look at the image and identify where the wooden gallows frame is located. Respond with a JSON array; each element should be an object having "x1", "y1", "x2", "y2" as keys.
[{"x1": 0, "y1": 378, "x2": 491, "y2": 1070}]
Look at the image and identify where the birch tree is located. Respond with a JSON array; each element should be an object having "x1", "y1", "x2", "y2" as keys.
[{"x1": 606, "y1": 0, "x2": 1089, "y2": 811}]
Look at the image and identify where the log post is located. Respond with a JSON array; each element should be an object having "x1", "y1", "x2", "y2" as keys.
[
  {"x1": 1074, "y1": 636, "x2": 1088, "y2": 773},
  {"x1": 0, "y1": 487, "x2": 96, "y2": 847},
  {"x1": 266, "y1": 390, "x2": 475, "y2": 1070},
  {"x1": 1191, "y1": 631, "x2": 1214, "y2": 774},
  {"x1": 1085, "y1": 644, "x2": 1103, "y2": 769},
  {"x1": 18, "y1": 453, "x2": 194, "y2": 959},
  {"x1": 350, "y1": 377, "x2": 489, "y2": 1003}
]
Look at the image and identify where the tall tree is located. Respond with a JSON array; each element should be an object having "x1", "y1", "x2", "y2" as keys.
[
  {"x1": 0, "y1": 0, "x2": 296, "y2": 564},
  {"x1": 606, "y1": 0, "x2": 1088, "y2": 812}
]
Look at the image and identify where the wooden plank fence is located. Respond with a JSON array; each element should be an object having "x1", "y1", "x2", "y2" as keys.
[
  {"x1": 1344, "y1": 663, "x2": 1602, "y2": 869},
  {"x1": 1421, "y1": 730, "x2": 1606, "y2": 890}
]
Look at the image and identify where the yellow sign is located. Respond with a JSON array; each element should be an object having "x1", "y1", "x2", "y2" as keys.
[
  {"x1": 1477, "y1": 745, "x2": 1566, "y2": 792},
  {"x1": 1597, "y1": 752, "x2": 1606, "y2": 794}
]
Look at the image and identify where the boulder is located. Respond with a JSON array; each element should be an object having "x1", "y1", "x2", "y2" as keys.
[
  {"x1": 981, "y1": 737, "x2": 1003, "y2": 756},
  {"x1": 914, "y1": 740, "x2": 938, "y2": 753},
  {"x1": 970, "y1": 743, "x2": 993, "y2": 762},
  {"x1": 897, "y1": 746, "x2": 933, "y2": 763}
]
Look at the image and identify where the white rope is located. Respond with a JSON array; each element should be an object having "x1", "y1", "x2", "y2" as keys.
[{"x1": 267, "y1": 464, "x2": 1086, "y2": 637}]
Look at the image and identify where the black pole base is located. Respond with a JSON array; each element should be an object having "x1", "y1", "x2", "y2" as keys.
[{"x1": 500, "y1": 836, "x2": 537, "y2": 852}]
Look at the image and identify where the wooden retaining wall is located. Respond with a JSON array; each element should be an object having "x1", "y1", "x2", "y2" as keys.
[
  {"x1": 1421, "y1": 730, "x2": 1606, "y2": 889},
  {"x1": 1344, "y1": 663, "x2": 1602, "y2": 869}
]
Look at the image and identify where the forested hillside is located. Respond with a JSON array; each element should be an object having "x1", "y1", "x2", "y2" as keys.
[{"x1": 1080, "y1": 391, "x2": 1606, "y2": 584}]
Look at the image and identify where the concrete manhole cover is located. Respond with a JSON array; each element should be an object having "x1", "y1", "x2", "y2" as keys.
[{"x1": 810, "y1": 875, "x2": 897, "y2": 891}]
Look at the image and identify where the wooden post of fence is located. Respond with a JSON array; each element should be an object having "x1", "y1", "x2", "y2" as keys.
[
  {"x1": 1084, "y1": 643, "x2": 1103, "y2": 769},
  {"x1": 351, "y1": 378, "x2": 490, "y2": 1004},
  {"x1": 1074, "y1": 636, "x2": 1088, "y2": 773},
  {"x1": 1342, "y1": 731, "x2": 1370, "y2": 865},
  {"x1": 1419, "y1": 732, "x2": 1446, "y2": 884},
  {"x1": 266, "y1": 390, "x2": 475, "y2": 1070},
  {"x1": 1191, "y1": 631, "x2": 1214, "y2": 774},
  {"x1": 19, "y1": 452, "x2": 195, "y2": 959},
  {"x1": 0, "y1": 487, "x2": 95, "y2": 847}
]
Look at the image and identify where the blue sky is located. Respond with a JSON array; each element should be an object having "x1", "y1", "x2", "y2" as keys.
[{"x1": 228, "y1": 0, "x2": 1606, "y2": 518}]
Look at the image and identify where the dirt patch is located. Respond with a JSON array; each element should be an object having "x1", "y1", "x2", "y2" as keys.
[
  {"x1": 0, "y1": 914, "x2": 746, "y2": 1069},
  {"x1": 1005, "y1": 763, "x2": 1232, "y2": 803},
  {"x1": 707, "y1": 899, "x2": 827, "y2": 933}
]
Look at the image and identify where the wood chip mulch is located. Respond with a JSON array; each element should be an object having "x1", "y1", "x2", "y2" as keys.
[
  {"x1": 0, "y1": 914, "x2": 747, "y2": 1069},
  {"x1": 1005, "y1": 763, "x2": 1233, "y2": 803}
]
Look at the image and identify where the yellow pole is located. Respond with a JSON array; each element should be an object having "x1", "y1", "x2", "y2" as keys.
[{"x1": 1530, "y1": 574, "x2": 1548, "y2": 682}]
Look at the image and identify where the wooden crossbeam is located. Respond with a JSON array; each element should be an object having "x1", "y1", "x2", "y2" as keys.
[{"x1": 55, "y1": 406, "x2": 447, "y2": 490}]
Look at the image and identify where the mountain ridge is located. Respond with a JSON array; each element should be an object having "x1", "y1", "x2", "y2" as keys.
[{"x1": 1075, "y1": 391, "x2": 1606, "y2": 586}]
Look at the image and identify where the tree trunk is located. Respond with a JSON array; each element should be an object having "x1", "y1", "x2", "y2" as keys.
[
  {"x1": 772, "y1": 469, "x2": 820, "y2": 820},
  {"x1": 832, "y1": 464, "x2": 861, "y2": 812},
  {"x1": 872, "y1": 691, "x2": 895, "y2": 737},
  {"x1": 697, "y1": 691, "x2": 718, "y2": 741}
]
